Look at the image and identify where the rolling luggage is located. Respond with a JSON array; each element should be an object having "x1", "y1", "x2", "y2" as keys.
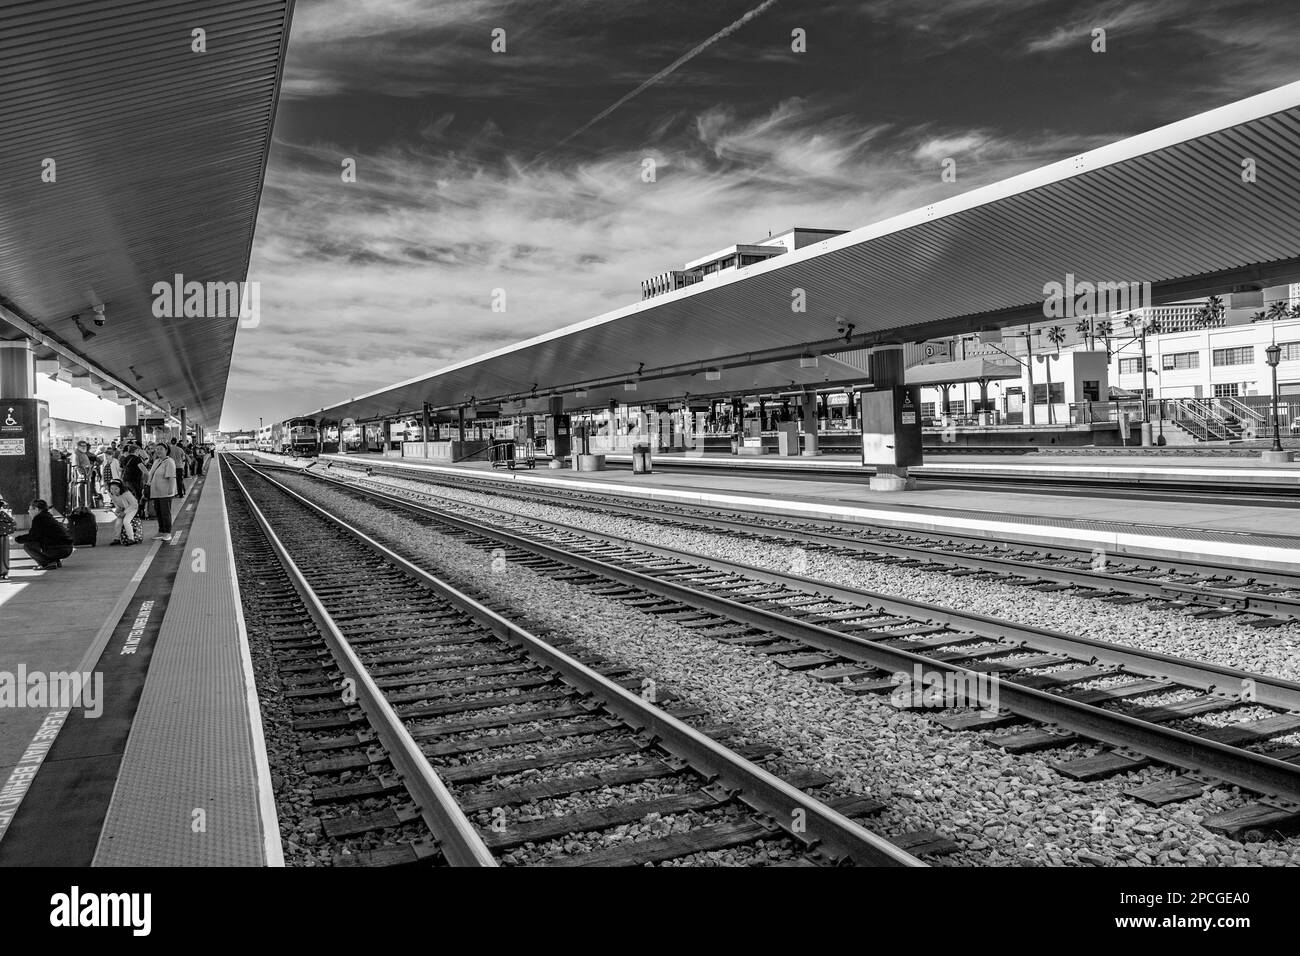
[
  {"x1": 119, "y1": 514, "x2": 144, "y2": 545},
  {"x1": 68, "y1": 508, "x2": 98, "y2": 547}
]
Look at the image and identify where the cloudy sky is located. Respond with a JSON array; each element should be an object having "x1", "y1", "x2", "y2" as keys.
[{"x1": 220, "y1": 0, "x2": 1300, "y2": 429}]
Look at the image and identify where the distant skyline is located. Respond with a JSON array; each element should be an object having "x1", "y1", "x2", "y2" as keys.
[{"x1": 221, "y1": 0, "x2": 1300, "y2": 430}]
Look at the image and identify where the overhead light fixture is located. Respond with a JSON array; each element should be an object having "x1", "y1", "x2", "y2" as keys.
[
  {"x1": 574, "y1": 389, "x2": 588, "y2": 398},
  {"x1": 70, "y1": 314, "x2": 95, "y2": 341},
  {"x1": 623, "y1": 381, "x2": 638, "y2": 392},
  {"x1": 128, "y1": 364, "x2": 144, "y2": 382},
  {"x1": 705, "y1": 368, "x2": 722, "y2": 381},
  {"x1": 799, "y1": 352, "x2": 818, "y2": 369}
]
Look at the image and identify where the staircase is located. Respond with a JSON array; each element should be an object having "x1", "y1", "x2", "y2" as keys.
[{"x1": 1167, "y1": 399, "x2": 1244, "y2": 442}]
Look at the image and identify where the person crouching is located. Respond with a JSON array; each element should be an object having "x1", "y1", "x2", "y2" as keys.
[
  {"x1": 108, "y1": 480, "x2": 140, "y2": 546},
  {"x1": 14, "y1": 499, "x2": 74, "y2": 570}
]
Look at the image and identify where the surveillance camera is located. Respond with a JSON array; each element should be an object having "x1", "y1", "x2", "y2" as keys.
[
  {"x1": 92, "y1": 305, "x2": 106, "y2": 327},
  {"x1": 835, "y1": 316, "x2": 848, "y2": 334}
]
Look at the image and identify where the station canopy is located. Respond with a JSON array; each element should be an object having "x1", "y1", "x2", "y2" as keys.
[
  {"x1": 317, "y1": 79, "x2": 1300, "y2": 425},
  {"x1": 905, "y1": 357, "x2": 1023, "y2": 388},
  {"x1": 0, "y1": 1, "x2": 295, "y2": 427}
]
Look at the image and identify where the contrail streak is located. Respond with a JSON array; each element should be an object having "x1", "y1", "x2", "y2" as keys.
[{"x1": 540, "y1": 0, "x2": 783, "y2": 158}]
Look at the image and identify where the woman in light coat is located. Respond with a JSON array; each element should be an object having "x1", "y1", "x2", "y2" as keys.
[{"x1": 145, "y1": 444, "x2": 177, "y2": 540}]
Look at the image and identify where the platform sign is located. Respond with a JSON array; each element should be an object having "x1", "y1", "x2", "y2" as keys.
[
  {"x1": 0, "y1": 397, "x2": 51, "y2": 515},
  {"x1": 860, "y1": 386, "x2": 924, "y2": 467}
]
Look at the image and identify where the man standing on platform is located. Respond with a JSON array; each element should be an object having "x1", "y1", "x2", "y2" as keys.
[{"x1": 168, "y1": 438, "x2": 186, "y2": 499}]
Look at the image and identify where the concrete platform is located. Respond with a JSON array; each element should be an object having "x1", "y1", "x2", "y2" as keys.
[
  {"x1": 0, "y1": 461, "x2": 279, "y2": 866},
  {"x1": 601, "y1": 450, "x2": 1300, "y2": 487},
  {"x1": 306, "y1": 452, "x2": 1300, "y2": 574}
]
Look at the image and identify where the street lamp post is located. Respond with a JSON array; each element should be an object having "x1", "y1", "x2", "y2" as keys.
[{"x1": 1265, "y1": 343, "x2": 1284, "y2": 455}]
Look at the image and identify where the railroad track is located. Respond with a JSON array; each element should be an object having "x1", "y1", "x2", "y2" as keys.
[
  {"x1": 318, "y1": 459, "x2": 1300, "y2": 625},
  {"x1": 282, "y1": 459, "x2": 1300, "y2": 839},
  {"x1": 222, "y1": 456, "x2": 929, "y2": 867}
]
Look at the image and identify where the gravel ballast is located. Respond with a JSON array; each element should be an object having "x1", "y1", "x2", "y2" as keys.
[
  {"x1": 352, "y1": 470, "x2": 1300, "y2": 682},
  {"x1": 272, "y1": 468, "x2": 1300, "y2": 866}
]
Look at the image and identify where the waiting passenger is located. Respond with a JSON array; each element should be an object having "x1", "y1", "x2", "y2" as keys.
[
  {"x1": 169, "y1": 438, "x2": 186, "y2": 499},
  {"x1": 107, "y1": 480, "x2": 140, "y2": 546},
  {"x1": 14, "y1": 499, "x2": 73, "y2": 570},
  {"x1": 146, "y1": 444, "x2": 177, "y2": 541},
  {"x1": 0, "y1": 494, "x2": 14, "y2": 580}
]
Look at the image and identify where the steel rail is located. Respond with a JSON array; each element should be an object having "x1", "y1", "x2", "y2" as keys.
[
  {"x1": 305, "y1": 466, "x2": 1300, "y2": 805},
  {"x1": 225, "y1": 459, "x2": 499, "y2": 867},
  {"x1": 231, "y1": 457, "x2": 924, "y2": 867},
  {"x1": 322, "y1": 468, "x2": 1300, "y2": 712},
  {"x1": 332, "y1": 463, "x2": 1300, "y2": 621}
]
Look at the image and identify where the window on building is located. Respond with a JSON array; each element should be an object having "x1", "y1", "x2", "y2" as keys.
[
  {"x1": 1032, "y1": 382, "x2": 1066, "y2": 404},
  {"x1": 1081, "y1": 380, "x2": 1101, "y2": 401},
  {"x1": 1118, "y1": 357, "x2": 1145, "y2": 374},
  {"x1": 740, "y1": 254, "x2": 766, "y2": 266},
  {"x1": 1281, "y1": 341, "x2": 1300, "y2": 362},
  {"x1": 1213, "y1": 383, "x2": 1240, "y2": 398},
  {"x1": 1212, "y1": 346, "x2": 1253, "y2": 366},
  {"x1": 1161, "y1": 351, "x2": 1200, "y2": 370}
]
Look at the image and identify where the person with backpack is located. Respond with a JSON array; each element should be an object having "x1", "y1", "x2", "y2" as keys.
[
  {"x1": 169, "y1": 438, "x2": 186, "y2": 499},
  {"x1": 146, "y1": 444, "x2": 177, "y2": 541},
  {"x1": 14, "y1": 499, "x2": 74, "y2": 570},
  {"x1": 72, "y1": 440, "x2": 93, "y2": 510},
  {"x1": 120, "y1": 444, "x2": 146, "y2": 518}
]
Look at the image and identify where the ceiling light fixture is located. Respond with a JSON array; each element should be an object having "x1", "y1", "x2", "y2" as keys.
[
  {"x1": 705, "y1": 368, "x2": 722, "y2": 381},
  {"x1": 70, "y1": 314, "x2": 95, "y2": 341}
]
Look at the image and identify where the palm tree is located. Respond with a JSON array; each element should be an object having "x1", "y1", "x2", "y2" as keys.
[
  {"x1": 1267, "y1": 300, "x2": 1290, "y2": 323},
  {"x1": 1251, "y1": 310, "x2": 1268, "y2": 323},
  {"x1": 1043, "y1": 326, "x2": 1066, "y2": 425},
  {"x1": 1094, "y1": 318, "x2": 1114, "y2": 355},
  {"x1": 1075, "y1": 317, "x2": 1093, "y2": 350},
  {"x1": 1194, "y1": 295, "x2": 1225, "y2": 329},
  {"x1": 1291, "y1": 302, "x2": 1300, "y2": 319}
]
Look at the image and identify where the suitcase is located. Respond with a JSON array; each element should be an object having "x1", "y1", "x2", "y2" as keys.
[
  {"x1": 68, "y1": 508, "x2": 98, "y2": 547},
  {"x1": 119, "y1": 514, "x2": 144, "y2": 545}
]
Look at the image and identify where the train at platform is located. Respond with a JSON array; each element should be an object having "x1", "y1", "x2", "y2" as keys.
[{"x1": 268, "y1": 416, "x2": 321, "y2": 456}]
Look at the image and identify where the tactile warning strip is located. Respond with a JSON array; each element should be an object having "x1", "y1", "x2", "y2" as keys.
[{"x1": 93, "y1": 464, "x2": 276, "y2": 866}]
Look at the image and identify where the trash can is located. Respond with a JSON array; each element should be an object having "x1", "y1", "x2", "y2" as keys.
[{"x1": 632, "y1": 443, "x2": 652, "y2": 475}]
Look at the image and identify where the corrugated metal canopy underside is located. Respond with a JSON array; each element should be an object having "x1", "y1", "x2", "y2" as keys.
[
  {"x1": 317, "y1": 80, "x2": 1300, "y2": 425},
  {"x1": 0, "y1": 0, "x2": 294, "y2": 426}
]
